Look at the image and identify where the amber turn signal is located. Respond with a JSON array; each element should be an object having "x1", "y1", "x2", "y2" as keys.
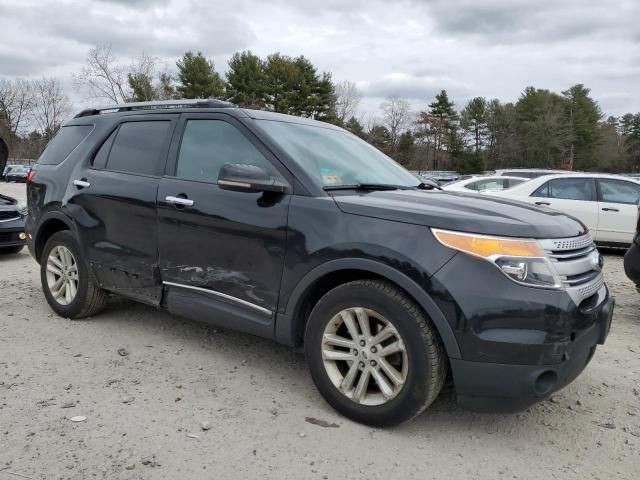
[{"x1": 432, "y1": 229, "x2": 544, "y2": 258}]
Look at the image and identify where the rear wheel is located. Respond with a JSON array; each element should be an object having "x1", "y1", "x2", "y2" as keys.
[
  {"x1": 305, "y1": 279, "x2": 446, "y2": 427},
  {"x1": 41, "y1": 231, "x2": 107, "y2": 318}
]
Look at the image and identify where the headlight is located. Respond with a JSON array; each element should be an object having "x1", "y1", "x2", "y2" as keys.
[
  {"x1": 432, "y1": 229, "x2": 562, "y2": 289},
  {"x1": 17, "y1": 203, "x2": 28, "y2": 216}
]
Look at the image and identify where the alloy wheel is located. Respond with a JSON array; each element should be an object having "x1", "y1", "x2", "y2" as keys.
[
  {"x1": 321, "y1": 307, "x2": 408, "y2": 406},
  {"x1": 46, "y1": 245, "x2": 79, "y2": 306}
]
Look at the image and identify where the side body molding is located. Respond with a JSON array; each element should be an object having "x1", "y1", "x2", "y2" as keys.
[{"x1": 276, "y1": 258, "x2": 461, "y2": 359}]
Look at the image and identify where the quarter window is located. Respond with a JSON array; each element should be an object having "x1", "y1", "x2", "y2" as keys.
[
  {"x1": 532, "y1": 178, "x2": 595, "y2": 201},
  {"x1": 103, "y1": 121, "x2": 171, "y2": 175},
  {"x1": 37, "y1": 125, "x2": 93, "y2": 165},
  {"x1": 598, "y1": 179, "x2": 640, "y2": 205},
  {"x1": 175, "y1": 120, "x2": 274, "y2": 183}
]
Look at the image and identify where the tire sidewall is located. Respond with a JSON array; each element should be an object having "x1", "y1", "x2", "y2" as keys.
[
  {"x1": 305, "y1": 282, "x2": 435, "y2": 427},
  {"x1": 41, "y1": 231, "x2": 91, "y2": 318}
]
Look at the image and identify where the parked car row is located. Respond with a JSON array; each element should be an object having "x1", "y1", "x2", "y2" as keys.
[{"x1": 488, "y1": 174, "x2": 640, "y2": 247}]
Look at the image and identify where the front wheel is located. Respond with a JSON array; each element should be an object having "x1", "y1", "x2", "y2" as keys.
[
  {"x1": 305, "y1": 280, "x2": 446, "y2": 427},
  {"x1": 40, "y1": 231, "x2": 107, "y2": 319}
]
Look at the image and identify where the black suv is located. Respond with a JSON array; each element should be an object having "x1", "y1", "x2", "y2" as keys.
[{"x1": 26, "y1": 100, "x2": 614, "y2": 426}]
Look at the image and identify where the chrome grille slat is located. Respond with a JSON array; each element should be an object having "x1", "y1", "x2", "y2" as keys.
[
  {"x1": 548, "y1": 245, "x2": 596, "y2": 260},
  {"x1": 539, "y1": 234, "x2": 604, "y2": 305}
]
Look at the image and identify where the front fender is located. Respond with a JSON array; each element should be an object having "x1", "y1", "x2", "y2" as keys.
[{"x1": 275, "y1": 257, "x2": 461, "y2": 359}]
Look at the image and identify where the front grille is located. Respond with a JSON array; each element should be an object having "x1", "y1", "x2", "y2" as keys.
[
  {"x1": 539, "y1": 234, "x2": 604, "y2": 305},
  {"x1": 0, "y1": 210, "x2": 20, "y2": 222}
]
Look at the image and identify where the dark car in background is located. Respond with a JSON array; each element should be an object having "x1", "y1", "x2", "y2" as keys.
[
  {"x1": 26, "y1": 99, "x2": 614, "y2": 426},
  {"x1": 0, "y1": 193, "x2": 27, "y2": 254},
  {"x1": 624, "y1": 201, "x2": 640, "y2": 291},
  {"x1": 5, "y1": 165, "x2": 31, "y2": 182}
]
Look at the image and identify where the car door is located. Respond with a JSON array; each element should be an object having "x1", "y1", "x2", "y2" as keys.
[
  {"x1": 529, "y1": 177, "x2": 599, "y2": 235},
  {"x1": 67, "y1": 115, "x2": 177, "y2": 305},
  {"x1": 596, "y1": 178, "x2": 640, "y2": 244},
  {"x1": 157, "y1": 113, "x2": 292, "y2": 338}
]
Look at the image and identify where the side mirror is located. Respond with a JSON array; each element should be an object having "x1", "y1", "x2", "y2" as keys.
[{"x1": 217, "y1": 163, "x2": 288, "y2": 194}]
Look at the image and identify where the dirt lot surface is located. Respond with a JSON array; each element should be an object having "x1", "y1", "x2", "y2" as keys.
[{"x1": 1, "y1": 182, "x2": 639, "y2": 480}]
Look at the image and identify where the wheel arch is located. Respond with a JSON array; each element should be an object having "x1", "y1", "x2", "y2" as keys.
[
  {"x1": 34, "y1": 212, "x2": 75, "y2": 263},
  {"x1": 276, "y1": 258, "x2": 461, "y2": 359}
]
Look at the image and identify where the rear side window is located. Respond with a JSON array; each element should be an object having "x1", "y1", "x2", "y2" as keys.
[
  {"x1": 532, "y1": 178, "x2": 595, "y2": 201},
  {"x1": 37, "y1": 125, "x2": 93, "y2": 165},
  {"x1": 598, "y1": 179, "x2": 640, "y2": 205},
  {"x1": 104, "y1": 121, "x2": 171, "y2": 175}
]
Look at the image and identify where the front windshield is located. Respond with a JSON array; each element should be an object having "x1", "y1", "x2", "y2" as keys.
[{"x1": 257, "y1": 120, "x2": 419, "y2": 188}]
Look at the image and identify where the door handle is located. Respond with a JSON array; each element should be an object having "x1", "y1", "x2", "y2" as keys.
[
  {"x1": 602, "y1": 207, "x2": 619, "y2": 212},
  {"x1": 73, "y1": 179, "x2": 91, "y2": 189},
  {"x1": 165, "y1": 195, "x2": 194, "y2": 207},
  {"x1": 535, "y1": 201, "x2": 551, "y2": 206}
]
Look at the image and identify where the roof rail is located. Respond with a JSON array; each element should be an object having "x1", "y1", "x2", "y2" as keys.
[{"x1": 74, "y1": 99, "x2": 236, "y2": 118}]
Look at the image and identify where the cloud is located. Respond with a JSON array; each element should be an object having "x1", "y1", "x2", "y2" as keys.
[{"x1": 0, "y1": 0, "x2": 637, "y2": 116}]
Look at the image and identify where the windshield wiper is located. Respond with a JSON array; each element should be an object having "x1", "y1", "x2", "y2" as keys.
[{"x1": 323, "y1": 183, "x2": 410, "y2": 191}]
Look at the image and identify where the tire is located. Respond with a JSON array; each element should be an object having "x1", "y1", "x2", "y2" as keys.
[
  {"x1": 0, "y1": 246, "x2": 23, "y2": 254},
  {"x1": 305, "y1": 279, "x2": 446, "y2": 427},
  {"x1": 40, "y1": 231, "x2": 107, "y2": 319}
]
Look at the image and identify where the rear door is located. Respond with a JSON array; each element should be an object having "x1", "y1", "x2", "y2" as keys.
[
  {"x1": 67, "y1": 115, "x2": 177, "y2": 304},
  {"x1": 156, "y1": 113, "x2": 291, "y2": 337},
  {"x1": 529, "y1": 177, "x2": 599, "y2": 235},
  {"x1": 596, "y1": 178, "x2": 640, "y2": 244}
]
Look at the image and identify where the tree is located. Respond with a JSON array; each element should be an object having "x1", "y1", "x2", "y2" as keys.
[
  {"x1": 515, "y1": 87, "x2": 569, "y2": 168},
  {"x1": 30, "y1": 78, "x2": 72, "y2": 139},
  {"x1": 562, "y1": 84, "x2": 602, "y2": 170},
  {"x1": 380, "y1": 95, "x2": 410, "y2": 154},
  {"x1": 396, "y1": 130, "x2": 415, "y2": 167},
  {"x1": 262, "y1": 53, "x2": 335, "y2": 120},
  {"x1": 334, "y1": 80, "x2": 362, "y2": 124},
  {"x1": 367, "y1": 125, "x2": 392, "y2": 154},
  {"x1": 176, "y1": 51, "x2": 225, "y2": 99},
  {"x1": 345, "y1": 116, "x2": 367, "y2": 139},
  {"x1": 226, "y1": 51, "x2": 266, "y2": 108},
  {"x1": 127, "y1": 53, "x2": 158, "y2": 102},
  {"x1": 0, "y1": 78, "x2": 32, "y2": 150},
  {"x1": 76, "y1": 45, "x2": 129, "y2": 103},
  {"x1": 461, "y1": 97, "x2": 488, "y2": 153}
]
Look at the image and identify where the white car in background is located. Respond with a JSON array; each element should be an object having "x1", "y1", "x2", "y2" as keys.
[
  {"x1": 494, "y1": 168, "x2": 572, "y2": 179},
  {"x1": 488, "y1": 173, "x2": 640, "y2": 246},
  {"x1": 443, "y1": 175, "x2": 528, "y2": 193}
]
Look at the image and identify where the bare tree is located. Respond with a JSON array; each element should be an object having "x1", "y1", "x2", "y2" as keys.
[
  {"x1": 380, "y1": 95, "x2": 410, "y2": 152},
  {"x1": 334, "y1": 80, "x2": 362, "y2": 123},
  {"x1": 31, "y1": 78, "x2": 72, "y2": 139},
  {"x1": 0, "y1": 78, "x2": 33, "y2": 146},
  {"x1": 75, "y1": 45, "x2": 130, "y2": 103}
]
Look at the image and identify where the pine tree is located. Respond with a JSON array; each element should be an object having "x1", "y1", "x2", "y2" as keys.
[
  {"x1": 176, "y1": 51, "x2": 225, "y2": 99},
  {"x1": 226, "y1": 51, "x2": 266, "y2": 108}
]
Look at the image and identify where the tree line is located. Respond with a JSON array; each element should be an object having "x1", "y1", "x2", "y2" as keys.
[{"x1": 1, "y1": 44, "x2": 638, "y2": 173}]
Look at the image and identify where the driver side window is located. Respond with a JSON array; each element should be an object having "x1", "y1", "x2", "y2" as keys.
[{"x1": 175, "y1": 120, "x2": 275, "y2": 183}]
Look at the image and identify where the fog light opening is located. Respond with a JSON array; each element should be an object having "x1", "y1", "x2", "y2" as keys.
[
  {"x1": 18, "y1": 232, "x2": 26, "y2": 240},
  {"x1": 534, "y1": 370, "x2": 558, "y2": 395}
]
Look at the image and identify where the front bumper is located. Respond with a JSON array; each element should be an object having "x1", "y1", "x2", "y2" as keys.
[
  {"x1": 624, "y1": 240, "x2": 640, "y2": 288},
  {"x1": 0, "y1": 218, "x2": 27, "y2": 247},
  {"x1": 450, "y1": 291, "x2": 614, "y2": 412}
]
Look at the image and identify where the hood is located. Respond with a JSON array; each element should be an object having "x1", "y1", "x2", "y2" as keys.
[{"x1": 332, "y1": 190, "x2": 586, "y2": 239}]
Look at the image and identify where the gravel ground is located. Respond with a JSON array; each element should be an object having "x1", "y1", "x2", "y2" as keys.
[{"x1": 1, "y1": 182, "x2": 639, "y2": 480}]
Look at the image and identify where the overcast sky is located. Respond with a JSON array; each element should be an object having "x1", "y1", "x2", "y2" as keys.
[{"x1": 0, "y1": 0, "x2": 638, "y2": 117}]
